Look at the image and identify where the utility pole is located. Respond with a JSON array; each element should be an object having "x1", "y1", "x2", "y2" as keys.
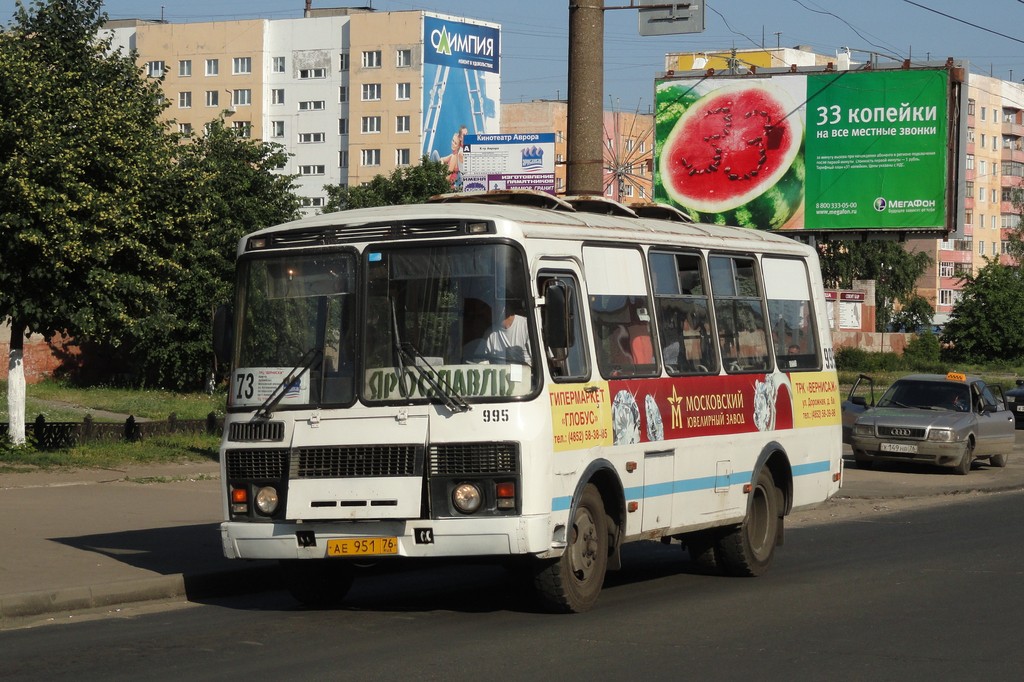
[{"x1": 567, "y1": 0, "x2": 605, "y2": 196}]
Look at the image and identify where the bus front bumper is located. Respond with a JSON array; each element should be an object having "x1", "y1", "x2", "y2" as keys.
[{"x1": 221, "y1": 515, "x2": 560, "y2": 561}]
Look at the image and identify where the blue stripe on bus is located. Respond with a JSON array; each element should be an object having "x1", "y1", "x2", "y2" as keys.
[{"x1": 550, "y1": 459, "x2": 832, "y2": 511}]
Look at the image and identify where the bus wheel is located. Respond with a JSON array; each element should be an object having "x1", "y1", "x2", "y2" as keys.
[
  {"x1": 535, "y1": 484, "x2": 608, "y2": 613},
  {"x1": 280, "y1": 559, "x2": 355, "y2": 607},
  {"x1": 714, "y1": 468, "x2": 780, "y2": 577}
]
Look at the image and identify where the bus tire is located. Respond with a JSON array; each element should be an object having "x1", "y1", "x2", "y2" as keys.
[
  {"x1": 714, "y1": 467, "x2": 780, "y2": 577},
  {"x1": 280, "y1": 559, "x2": 355, "y2": 607},
  {"x1": 534, "y1": 483, "x2": 608, "y2": 613}
]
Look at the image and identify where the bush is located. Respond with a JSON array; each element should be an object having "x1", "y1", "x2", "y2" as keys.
[
  {"x1": 836, "y1": 346, "x2": 905, "y2": 372},
  {"x1": 903, "y1": 332, "x2": 943, "y2": 372}
]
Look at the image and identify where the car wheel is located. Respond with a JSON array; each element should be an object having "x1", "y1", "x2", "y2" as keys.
[
  {"x1": 990, "y1": 453, "x2": 1008, "y2": 468},
  {"x1": 956, "y1": 440, "x2": 974, "y2": 476}
]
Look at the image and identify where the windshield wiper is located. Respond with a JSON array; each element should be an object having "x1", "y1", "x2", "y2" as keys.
[
  {"x1": 390, "y1": 301, "x2": 470, "y2": 413},
  {"x1": 253, "y1": 347, "x2": 322, "y2": 421}
]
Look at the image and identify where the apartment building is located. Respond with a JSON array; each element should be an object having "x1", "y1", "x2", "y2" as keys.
[
  {"x1": 105, "y1": 8, "x2": 500, "y2": 210},
  {"x1": 501, "y1": 100, "x2": 654, "y2": 204}
]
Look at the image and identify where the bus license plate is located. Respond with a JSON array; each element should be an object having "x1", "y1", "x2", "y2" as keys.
[
  {"x1": 327, "y1": 537, "x2": 398, "y2": 557},
  {"x1": 880, "y1": 442, "x2": 917, "y2": 454}
]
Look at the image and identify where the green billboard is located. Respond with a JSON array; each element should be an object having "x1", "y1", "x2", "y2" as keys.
[{"x1": 654, "y1": 68, "x2": 952, "y2": 232}]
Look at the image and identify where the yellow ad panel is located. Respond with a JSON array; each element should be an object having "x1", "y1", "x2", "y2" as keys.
[
  {"x1": 549, "y1": 382, "x2": 613, "y2": 452},
  {"x1": 671, "y1": 51, "x2": 776, "y2": 72},
  {"x1": 790, "y1": 371, "x2": 842, "y2": 428}
]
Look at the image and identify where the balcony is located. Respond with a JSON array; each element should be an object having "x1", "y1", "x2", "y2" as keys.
[
  {"x1": 1002, "y1": 120, "x2": 1024, "y2": 138},
  {"x1": 1000, "y1": 146, "x2": 1024, "y2": 164}
]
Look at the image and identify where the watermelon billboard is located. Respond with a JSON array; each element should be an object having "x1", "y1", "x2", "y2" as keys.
[{"x1": 654, "y1": 68, "x2": 955, "y2": 233}]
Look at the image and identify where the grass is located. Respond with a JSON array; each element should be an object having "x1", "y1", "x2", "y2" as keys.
[
  {"x1": 0, "y1": 379, "x2": 226, "y2": 422},
  {"x1": 1, "y1": 380, "x2": 224, "y2": 470}
]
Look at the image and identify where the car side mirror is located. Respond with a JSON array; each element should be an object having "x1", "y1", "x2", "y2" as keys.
[{"x1": 851, "y1": 396, "x2": 868, "y2": 407}]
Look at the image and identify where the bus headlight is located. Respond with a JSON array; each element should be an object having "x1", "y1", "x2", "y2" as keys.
[
  {"x1": 452, "y1": 483, "x2": 483, "y2": 514},
  {"x1": 255, "y1": 486, "x2": 280, "y2": 515}
]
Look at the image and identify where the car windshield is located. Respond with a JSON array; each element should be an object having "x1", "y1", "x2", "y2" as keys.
[{"x1": 878, "y1": 379, "x2": 971, "y2": 412}]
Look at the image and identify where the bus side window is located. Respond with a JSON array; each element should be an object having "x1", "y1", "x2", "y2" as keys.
[
  {"x1": 709, "y1": 255, "x2": 771, "y2": 373},
  {"x1": 762, "y1": 257, "x2": 820, "y2": 371},
  {"x1": 651, "y1": 251, "x2": 716, "y2": 375},
  {"x1": 539, "y1": 274, "x2": 589, "y2": 380},
  {"x1": 583, "y1": 246, "x2": 659, "y2": 379}
]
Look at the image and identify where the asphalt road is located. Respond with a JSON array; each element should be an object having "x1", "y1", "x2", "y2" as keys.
[{"x1": 2, "y1": 489, "x2": 1021, "y2": 681}]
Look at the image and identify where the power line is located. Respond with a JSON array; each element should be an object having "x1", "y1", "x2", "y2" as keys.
[{"x1": 901, "y1": 0, "x2": 1024, "y2": 47}]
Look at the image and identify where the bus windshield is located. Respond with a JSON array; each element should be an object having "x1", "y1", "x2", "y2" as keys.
[
  {"x1": 362, "y1": 243, "x2": 535, "y2": 404},
  {"x1": 234, "y1": 251, "x2": 358, "y2": 408}
]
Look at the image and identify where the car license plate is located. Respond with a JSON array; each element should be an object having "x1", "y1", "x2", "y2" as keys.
[
  {"x1": 880, "y1": 442, "x2": 917, "y2": 454},
  {"x1": 327, "y1": 537, "x2": 398, "y2": 557}
]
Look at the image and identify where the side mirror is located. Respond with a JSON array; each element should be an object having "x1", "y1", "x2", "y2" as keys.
[
  {"x1": 213, "y1": 304, "x2": 234, "y2": 366},
  {"x1": 851, "y1": 396, "x2": 868, "y2": 407},
  {"x1": 541, "y1": 280, "x2": 572, "y2": 352}
]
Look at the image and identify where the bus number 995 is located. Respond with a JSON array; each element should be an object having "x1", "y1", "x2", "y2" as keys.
[{"x1": 482, "y1": 408, "x2": 509, "y2": 423}]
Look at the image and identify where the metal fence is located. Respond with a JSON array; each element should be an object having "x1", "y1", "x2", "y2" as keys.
[{"x1": 0, "y1": 413, "x2": 223, "y2": 450}]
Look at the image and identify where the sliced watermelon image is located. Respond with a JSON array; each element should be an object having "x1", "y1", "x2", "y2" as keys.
[{"x1": 656, "y1": 81, "x2": 805, "y2": 229}]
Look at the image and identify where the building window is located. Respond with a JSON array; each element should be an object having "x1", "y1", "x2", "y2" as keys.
[
  {"x1": 361, "y1": 116, "x2": 381, "y2": 134},
  {"x1": 396, "y1": 82, "x2": 411, "y2": 100},
  {"x1": 232, "y1": 121, "x2": 252, "y2": 138},
  {"x1": 232, "y1": 57, "x2": 252, "y2": 74},
  {"x1": 339, "y1": 118, "x2": 349, "y2": 135},
  {"x1": 178, "y1": 91, "x2": 191, "y2": 108},
  {"x1": 179, "y1": 122, "x2": 192, "y2": 135},
  {"x1": 361, "y1": 83, "x2": 381, "y2": 101},
  {"x1": 396, "y1": 115, "x2": 411, "y2": 133},
  {"x1": 179, "y1": 60, "x2": 192, "y2": 77},
  {"x1": 992, "y1": 215, "x2": 997, "y2": 230},
  {"x1": 1003, "y1": 240, "x2": 1011, "y2": 254},
  {"x1": 362, "y1": 50, "x2": 381, "y2": 68},
  {"x1": 939, "y1": 289, "x2": 955, "y2": 306},
  {"x1": 271, "y1": 120, "x2": 285, "y2": 138},
  {"x1": 361, "y1": 149, "x2": 381, "y2": 166},
  {"x1": 940, "y1": 261, "x2": 954, "y2": 277},
  {"x1": 639, "y1": 140, "x2": 646, "y2": 152},
  {"x1": 968, "y1": 99, "x2": 976, "y2": 116},
  {"x1": 272, "y1": 89, "x2": 285, "y2": 105},
  {"x1": 299, "y1": 100, "x2": 326, "y2": 111},
  {"x1": 623, "y1": 185, "x2": 634, "y2": 197},
  {"x1": 981, "y1": 106, "x2": 987, "y2": 122},
  {"x1": 397, "y1": 48, "x2": 412, "y2": 67},
  {"x1": 992, "y1": 188, "x2": 998, "y2": 204},
  {"x1": 298, "y1": 165, "x2": 326, "y2": 176},
  {"x1": 979, "y1": 240, "x2": 985, "y2": 255},
  {"x1": 300, "y1": 197, "x2": 326, "y2": 208},
  {"x1": 965, "y1": 209, "x2": 973, "y2": 225},
  {"x1": 272, "y1": 56, "x2": 285, "y2": 73},
  {"x1": 147, "y1": 61, "x2": 165, "y2": 78},
  {"x1": 205, "y1": 59, "x2": 219, "y2": 76},
  {"x1": 979, "y1": 186, "x2": 985, "y2": 202},
  {"x1": 639, "y1": 186, "x2": 646, "y2": 199},
  {"x1": 396, "y1": 148, "x2": 411, "y2": 166},
  {"x1": 299, "y1": 132, "x2": 326, "y2": 143},
  {"x1": 981, "y1": 133, "x2": 986, "y2": 148},
  {"x1": 299, "y1": 68, "x2": 327, "y2": 79},
  {"x1": 233, "y1": 89, "x2": 252, "y2": 106},
  {"x1": 339, "y1": 86, "x2": 347, "y2": 103},
  {"x1": 625, "y1": 139, "x2": 634, "y2": 151},
  {"x1": 339, "y1": 150, "x2": 348, "y2": 168},
  {"x1": 205, "y1": 90, "x2": 219, "y2": 107},
  {"x1": 339, "y1": 53, "x2": 349, "y2": 71},
  {"x1": 966, "y1": 154, "x2": 974, "y2": 170}
]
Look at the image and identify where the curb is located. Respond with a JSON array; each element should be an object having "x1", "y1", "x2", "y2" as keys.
[{"x1": 0, "y1": 564, "x2": 282, "y2": 627}]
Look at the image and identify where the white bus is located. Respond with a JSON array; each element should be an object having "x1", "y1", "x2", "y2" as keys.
[{"x1": 214, "y1": 193, "x2": 843, "y2": 613}]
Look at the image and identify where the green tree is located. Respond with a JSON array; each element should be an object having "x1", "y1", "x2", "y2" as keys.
[
  {"x1": 1006, "y1": 186, "x2": 1024, "y2": 264},
  {"x1": 818, "y1": 240, "x2": 932, "y2": 331},
  {"x1": 323, "y1": 158, "x2": 451, "y2": 212},
  {"x1": 890, "y1": 294, "x2": 935, "y2": 332},
  {"x1": 941, "y1": 259, "x2": 1024, "y2": 363},
  {"x1": 113, "y1": 118, "x2": 301, "y2": 389},
  {"x1": 0, "y1": 0, "x2": 180, "y2": 442}
]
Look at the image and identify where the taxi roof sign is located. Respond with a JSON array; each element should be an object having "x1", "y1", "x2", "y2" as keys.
[{"x1": 946, "y1": 371, "x2": 967, "y2": 382}]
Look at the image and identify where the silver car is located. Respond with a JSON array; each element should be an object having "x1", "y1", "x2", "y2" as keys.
[{"x1": 849, "y1": 373, "x2": 1015, "y2": 474}]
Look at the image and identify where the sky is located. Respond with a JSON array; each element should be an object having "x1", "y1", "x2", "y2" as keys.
[{"x1": 2, "y1": 0, "x2": 1023, "y2": 112}]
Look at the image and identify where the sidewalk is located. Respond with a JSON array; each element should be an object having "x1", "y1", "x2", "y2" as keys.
[
  {"x1": 3, "y1": 438, "x2": 1024, "y2": 627},
  {"x1": 0, "y1": 461, "x2": 280, "y2": 627}
]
